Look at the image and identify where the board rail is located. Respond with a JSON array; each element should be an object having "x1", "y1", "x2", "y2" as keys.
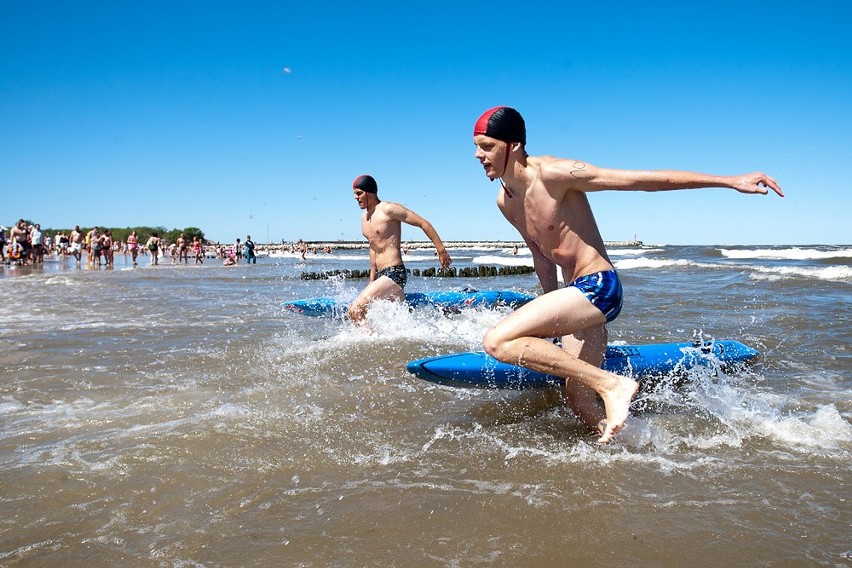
[{"x1": 407, "y1": 339, "x2": 760, "y2": 389}]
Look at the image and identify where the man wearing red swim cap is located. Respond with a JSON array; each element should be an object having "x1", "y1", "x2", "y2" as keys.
[
  {"x1": 348, "y1": 174, "x2": 452, "y2": 323},
  {"x1": 473, "y1": 106, "x2": 784, "y2": 444}
]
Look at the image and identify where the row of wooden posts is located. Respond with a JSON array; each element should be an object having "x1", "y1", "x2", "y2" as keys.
[{"x1": 300, "y1": 265, "x2": 535, "y2": 280}]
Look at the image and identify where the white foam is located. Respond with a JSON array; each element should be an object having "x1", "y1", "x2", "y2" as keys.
[
  {"x1": 267, "y1": 251, "x2": 366, "y2": 261},
  {"x1": 760, "y1": 404, "x2": 852, "y2": 450},
  {"x1": 609, "y1": 248, "x2": 665, "y2": 256},
  {"x1": 332, "y1": 299, "x2": 502, "y2": 349},
  {"x1": 0, "y1": 540, "x2": 63, "y2": 561},
  {"x1": 420, "y1": 417, "x2": 710, "y2": 474},
  {"x1": 721, "y1": 247, "x2": 852, "y2": 260},
  {"x1": 401, "y1": 253, "x2": 437, "y2": 262},
  {"x1": 43, "y1": 274, "x2": 86, "y2": 287},
  {"x1": 748, "y1": 264, "x2": 852, "y2": 282},
  {"x1": 614, "y1": 257, "x2": 698, "y2": 270},
  {"x1": 614, "y1": 255, "x2": 852, "y2": 282},
  {"x1": 651, "y1": 372, "x2": 852, "y2": 453},
  {"x1": 471, "y1": 255, "x2": 534, "y2": 267},
  {"x1": 499, "y1": 247, "x2": 531, "y2": 256},
  {"x1": 0, "y1": 398, "x2": 26, "y2": 415}
]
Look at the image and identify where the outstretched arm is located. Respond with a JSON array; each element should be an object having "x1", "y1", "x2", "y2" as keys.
[
  {"x1": 552, "y1": 160, "x2": 784, "y2": 197},
  {"x1": 397, "y1": 207, "x2": 452, "y2": 269}
]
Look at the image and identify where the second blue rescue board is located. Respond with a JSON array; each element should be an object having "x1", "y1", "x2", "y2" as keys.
[
  {"x1": 283, "y1": 290, "x2": 535, "y2": 317},
  {"x1": 407, "y1": 340, "x2": 760, "y2": 389}
]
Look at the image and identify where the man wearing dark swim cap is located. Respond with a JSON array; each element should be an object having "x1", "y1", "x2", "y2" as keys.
[
  {"x1": 472, "y1": 105, "x2": 784, "y2": 444},
  {"x1": 352, "y1": 174, "x2": 378, "y2": 194},
  {"x1": 348, "y1": 174, "x2": 452, "y2": 323}
]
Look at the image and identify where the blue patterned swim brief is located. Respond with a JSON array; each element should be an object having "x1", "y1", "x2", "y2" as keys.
[{"x1": 569, "y1": 269, "x2": 623, "y2": 323}]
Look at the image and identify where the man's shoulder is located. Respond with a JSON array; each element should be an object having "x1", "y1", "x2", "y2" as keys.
[
  {"x1": 376, "y1": 199, "x2": 401, "y2": 210},
  {"x1": 374, "y1": 200, "x2": 407, "y2": 218},
  {"x1": 533, "y1": 154, "x2": 583, "y2": 175},
  {"x1": 379, "y1": 201, "x2": 410, "y2": 216},
  {"x1": 532, "y1": 155, "x2": 595, "y2": 192}
]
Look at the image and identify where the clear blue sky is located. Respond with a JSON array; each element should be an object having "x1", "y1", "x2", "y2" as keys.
[{"x1": 2, "y1": 1, "x2": 850, "y2": 245}]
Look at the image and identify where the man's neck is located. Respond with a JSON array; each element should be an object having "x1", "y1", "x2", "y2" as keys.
[
  {"x1": 500, "y1": 159, "x2": 529, "y2": 199},
  {"x1": 365, "y1": 197, "x2": 380, "y2": 216}
]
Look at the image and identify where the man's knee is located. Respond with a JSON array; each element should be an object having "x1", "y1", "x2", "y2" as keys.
[{"x1": 482, "y1": 327, "x2": 510, "y2": 361}]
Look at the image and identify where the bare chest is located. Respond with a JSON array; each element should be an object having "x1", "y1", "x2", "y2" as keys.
[
  {"x1": 362, "y1": 208, "x2": 400, "y2": 244},
  {"x1": 501, "y1": 191, "x2": 566, "y2": 246}
]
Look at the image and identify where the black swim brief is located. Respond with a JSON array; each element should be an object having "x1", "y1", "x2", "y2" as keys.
[{"x1": 377, "y1": 264, "x2": 408, "y2": 289}]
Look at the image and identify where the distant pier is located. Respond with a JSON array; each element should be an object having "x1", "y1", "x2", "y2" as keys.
[
  {"x1": 301, "y1": 265, "x2": 537, "y2": 280},
  {"x1": 262, "y1": 239, "x2": 643, "y2": 256}
]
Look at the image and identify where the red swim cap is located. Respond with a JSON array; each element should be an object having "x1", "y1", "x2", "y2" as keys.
[
  {"x1": 473, "y1": 106, "x2": 526, "y2": 145},
  {"x1": 352, "y1": 174, "x2": 378, "y2": 194}
]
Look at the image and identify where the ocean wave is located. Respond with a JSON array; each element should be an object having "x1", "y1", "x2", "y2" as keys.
[
  {"x1": 402, "y1": 254, "x2": 438, "y2": 262},
  {"x1": 0, "y1": 398, "x2": 26, "y2": 415},
  {"x1": 720, "y1": 247, "x2": 852, "y2": 260},
  {"x1": 339, "y1": 300, "x2": 505, "y2": 349},
  {"x1": 614, "y1": 258, "x2": 699, "y2": 270},
  {"x1": 497, "y1": 247, "x2": 531, "y2": 256},
  {"x1": 614, "y1": 256, "x2": 851, "y2": 282},
  {"x1": 689, "y1": 377, "x2": 852, "y2": 452},
  {"x1": 267, "y1": 251, "x2": 366, "y2": 261},
  {"x1": 748, "y1": 264, "x2": 852, "y2": 282},
  {"x1": 471, "y1": 255, "x2": 534, "y2": 267},
  {"x1": 609, "y1": 248, "x2": 664, "y2": 256}
]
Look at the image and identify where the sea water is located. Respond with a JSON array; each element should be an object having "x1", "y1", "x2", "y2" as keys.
[{"x1": 0, "y1": 244, "x2": 850, "y2": 566}]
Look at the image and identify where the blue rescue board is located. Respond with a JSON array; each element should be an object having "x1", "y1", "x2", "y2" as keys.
[
  {"x1": 407, "y1": 340, "x2": 759, "y2": 389},
  {"x1": 283, "y1": 290, "x2": 534, "y2": 317}
]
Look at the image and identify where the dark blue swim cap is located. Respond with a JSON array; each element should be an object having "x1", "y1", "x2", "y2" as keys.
[{"x1": 352, "y1": 174, "x2": 378, "y2": 194}]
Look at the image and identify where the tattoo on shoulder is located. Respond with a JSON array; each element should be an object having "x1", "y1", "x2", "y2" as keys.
[{"x1": 570, "y1": 161, "x2": 587, "y2": 179}]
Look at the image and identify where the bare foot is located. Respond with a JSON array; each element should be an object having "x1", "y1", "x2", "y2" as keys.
[{"x1": 596, "y1": 376, "x2": 639, "y2": 444}]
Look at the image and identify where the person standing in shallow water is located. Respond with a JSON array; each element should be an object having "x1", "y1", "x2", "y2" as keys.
[
  {"x1": 347, "y1": 174, "x2": 452, "y2": 323},
  {"x1": 146, "y1": 232, "x2": 161, "y2": 266},
  {"x1": 69, "y1": 226, "x2": 84, "y2": 266},
  {"x1": 244, "y1": 235, "x2": 256, "y2": 264},
  {"x1": 177, "y1": 233, "x2": 188, "y2": 264},
  {"x1": 472, "y1": 106, "x2": 784, "y2": 444},
  {"x1": 127, "y1": 230, "x2": 139, "y2": 266},
  {"x1": 193, "y1": 236, "x2": 204, "y2": 264}
]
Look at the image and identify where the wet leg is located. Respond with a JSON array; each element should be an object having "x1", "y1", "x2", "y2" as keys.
[
  {"x1": 561, "y1": 325, "x2": 609, "y2": 433},
  {"x1": 347, "y1": 276, "x2": 405, "y2": 324},
  {"x1": 483, "y1": 288, "x2": 638, "y2": 443}
]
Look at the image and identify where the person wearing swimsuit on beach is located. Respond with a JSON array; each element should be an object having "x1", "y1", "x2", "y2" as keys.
[
  {"x1": 127, "y1": 231, "x2": 139, "y2": 266},
  {"x1": 177, "y1": 234, "x2": 189, "y2": 264},
  {"x1": 472, "y1": 106, "x2": 784, "y2": 444},
  {"x1": 69, "y1": 226, "x2": 84, "y2": 265},
  {"x1": 348, "y1": 174, "x2": 452, "y2": 323},
  {"x1": 10, "y1": 221, "x2": 29, "y2": 265},
  {"x1": 193, "y1": 237, "x2": 204, "y2": 264},
  {"x1": 146, "y1": 233, "x2": 161, "y2": 266}
]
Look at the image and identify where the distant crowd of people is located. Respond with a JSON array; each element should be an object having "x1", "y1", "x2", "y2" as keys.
[
  {"x1": 0, "y1": 220, "x2": 112, "y2": 267},
  {"x1": 143, "y1": 231, "x2": 213, "y2": 266},
  {"x1": 1, "y1": 220, "x2": 262, "y2": 268}
]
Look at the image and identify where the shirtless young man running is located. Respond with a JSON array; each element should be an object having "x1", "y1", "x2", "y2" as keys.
[
  {"x1": 70, "y1": 226, "x2": 84, "y2": 265},
  {"x1": 472, "y1": 106, "x2": 783, "y2": 444},
  {"x1": 348, "y1": 174, "x2": 453, "y2": 323}
]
